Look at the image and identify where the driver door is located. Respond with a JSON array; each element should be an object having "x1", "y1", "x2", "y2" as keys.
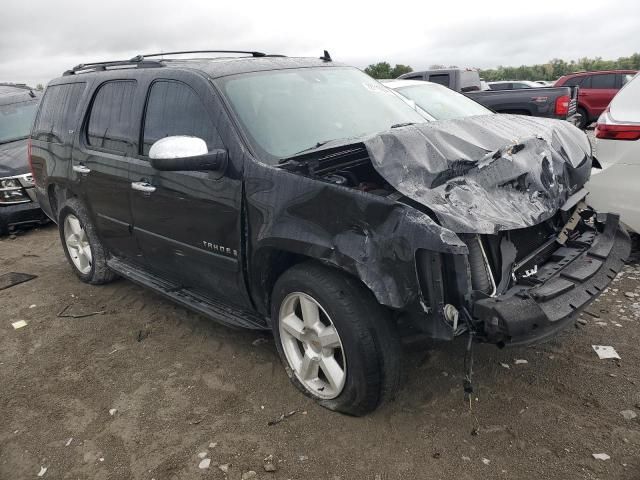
[{"x1": 129, "y1": 74, "x2": 249, "y2": 308}]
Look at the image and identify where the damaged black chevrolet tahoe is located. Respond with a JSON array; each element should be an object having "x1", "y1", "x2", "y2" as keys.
[{"x1": 31, "y1": 52, "x2": 630, "y2": 415}]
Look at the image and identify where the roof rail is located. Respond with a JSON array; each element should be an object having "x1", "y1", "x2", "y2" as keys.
[
  {"x1": 63, "y1": 57, "x2": 164, "y2": 76},
  {"x1": 137, "y1": 50, "x2": 267, "y2": 59},
  {"x1": 63, "y1": 50, "x2": 277, "y2": 76}
]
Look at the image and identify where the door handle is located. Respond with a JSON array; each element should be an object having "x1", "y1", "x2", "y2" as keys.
[
  {"x1": 131, "y1": 181, "x2": 156, "y2": 193},
  {"x1": 72, "y1": 165, "x2": 91, "y2": 174}
]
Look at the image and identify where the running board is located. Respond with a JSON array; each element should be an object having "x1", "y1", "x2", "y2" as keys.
[{"x1": 106, "y1": 257, "x2": 268, "y2": 330}]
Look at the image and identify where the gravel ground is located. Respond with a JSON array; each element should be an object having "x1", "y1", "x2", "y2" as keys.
[{"x1": 1, "y1": 225, "x2": 640, "y2": 480}]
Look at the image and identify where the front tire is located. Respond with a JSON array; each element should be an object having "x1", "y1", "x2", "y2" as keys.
[
  {"x1": 271, "y1": 262, "x2": 402, "y2": 416},
  {"x1": 58, "y1": 198, "x2": 117, "y2": 285}
]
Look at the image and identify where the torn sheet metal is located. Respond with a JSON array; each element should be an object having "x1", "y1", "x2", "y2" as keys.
[
  {"x1": 245, "y1": 158, "x2": 467, "y2": 310},
  {"x1": 362, "y1": 114, "x2": 592, "y2": 234}
]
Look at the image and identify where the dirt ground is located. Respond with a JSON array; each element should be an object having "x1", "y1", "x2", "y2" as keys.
[{"x1": 1, "y1": 225, "x2": 639, "y2": 480}]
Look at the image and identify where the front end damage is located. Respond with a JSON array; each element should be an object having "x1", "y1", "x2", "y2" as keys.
[
  {"x1": 418, "y1": 202, "x2": 630, "y2": 346},
  {"x1": 366, "y1": 114, "x2": 632, "y2": 346},
  {"x1": 270, "y1": 113, "x2": 630, "y2": 347}
]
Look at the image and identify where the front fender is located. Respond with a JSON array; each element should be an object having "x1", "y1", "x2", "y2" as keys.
[{"x1": 244, "y1": 161, "x2": 467, "y2": 311}]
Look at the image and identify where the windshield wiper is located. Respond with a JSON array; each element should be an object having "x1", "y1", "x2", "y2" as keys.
[{"x1": 390, "y1": 122, "x2": 417, "y2": 129}]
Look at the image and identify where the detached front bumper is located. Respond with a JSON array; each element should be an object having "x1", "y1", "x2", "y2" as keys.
[{"x1": 473, "y1": 213, "x2": 631, "y2": 345}]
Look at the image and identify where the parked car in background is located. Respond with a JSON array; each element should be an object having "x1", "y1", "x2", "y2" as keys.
[
  {"x1": 555, "y1": 70, "x2": 638, "y2": 129},
  {"x1": 382, "y1": 79, "x2": 492, "y2": 120},
  {"x1": 31, "y1": 52, "x2": 629, "y2": 415},
  {"x1": 587, "y1": 72, "x2": 640, "y2": 232},
  {"x1": 0, "y1": 83, "x2": 48, "y2": 235},
  {"x1": 487, "y1": 80, "x2": 542, "y2": 90},
  {"x1": 399, "y1": 68, "x2": 579, "y2": 122}
]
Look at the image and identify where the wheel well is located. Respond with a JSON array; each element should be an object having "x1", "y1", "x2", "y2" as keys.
[
  {"x1": 576, "y1": 105, "x2": 589, "y2": 119},
  {"x1": 254, "y1": 249, "x2": 379, "y2": 317},
  {"x1": 254, "y1": 249, "x2": 308, "y2": 315},
  {"x1": 48, "y1": 184, "x2": 74, "y2": 219}
]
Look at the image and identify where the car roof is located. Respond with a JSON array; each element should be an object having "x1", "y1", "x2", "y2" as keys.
[
  {"x1": 381, "y1": 79, "x2": 439, "y2": 89},
  {"x1": 561, "y1": 69, "x2": 638, "y2": 78},
  {"x1": 164, "y1": 56, "x2": 344, "y2": 79},
  {"x1": 52, "y1": 55, "x2": 346, "y2": 84}
]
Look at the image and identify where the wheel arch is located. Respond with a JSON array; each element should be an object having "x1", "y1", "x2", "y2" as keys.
[
  {"x1": 48, "y1": 182, "x2": 77, "y2": 221},
  {"x1": 249, "y1": 244, "x2": 401, "y2": 318}
]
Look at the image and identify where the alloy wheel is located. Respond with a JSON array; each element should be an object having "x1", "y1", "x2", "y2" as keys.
[
  {"x1": 63, "y1": 214, "x2": 92, "y2": 275},
  {"x1": 278, "y1": 292, "x2": 347, "y2": 399}
]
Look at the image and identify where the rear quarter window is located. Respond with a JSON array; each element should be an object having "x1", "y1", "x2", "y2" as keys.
[
  {"x1": 32, "y1": 82, "x2": 86, "y2": 144},
  {"x1": 86, "y1": 80, "x2": 137, "y2": 153}
]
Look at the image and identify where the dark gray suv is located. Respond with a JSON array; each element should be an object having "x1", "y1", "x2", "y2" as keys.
[
  {"x1": 0, "y1": 84, "x2": 48, "y2": 234},
  {"x1": 30, "y1": 51, "x2": 630, "y2": 415}
]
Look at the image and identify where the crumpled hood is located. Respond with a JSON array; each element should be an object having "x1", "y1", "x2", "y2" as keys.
[
  {"x1": 363, "y1": 114, "x2": 592, "y2": 234},
  {"x1": 0, "y1": 139, "x2": 29, "y2": 178}
]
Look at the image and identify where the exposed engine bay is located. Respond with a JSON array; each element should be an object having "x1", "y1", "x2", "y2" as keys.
[{"x1": 279, "y1": 144, "x2": 397, "y2": 197}]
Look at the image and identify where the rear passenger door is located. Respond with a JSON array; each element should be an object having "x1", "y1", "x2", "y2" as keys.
[
  {"x1": 582, "y1": 73, "x2": 617, "y2": 117},
  {"x1": 72, "y1": 79, "x2": 142, "y2": 260},
  {"x1": 129, "y1": 73, "x2": 250, "y2": 308}
]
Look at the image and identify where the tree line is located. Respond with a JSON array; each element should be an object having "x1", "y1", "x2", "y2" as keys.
[{"x1": 365, "y1": 53, "x2": 640, "y2": 81}]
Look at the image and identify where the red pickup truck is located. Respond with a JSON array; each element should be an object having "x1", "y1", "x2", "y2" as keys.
[{"x1": 555, "y1": 70, "x2": 637, "y2": 128}]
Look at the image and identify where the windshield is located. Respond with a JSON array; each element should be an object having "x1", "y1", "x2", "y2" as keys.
[
  {"x1": 219, "y1": 67, "x2": 425, "y2": 162},
  {"x1": 0, "y1": 100, "x2": 39, "y2": 144},
  {"x1": 395, "y1": 83, "x2": 492, "y2": 120}
]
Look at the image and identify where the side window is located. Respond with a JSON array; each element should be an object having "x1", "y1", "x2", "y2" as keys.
[
  {"x1": 86, "y1": 80, "x2": 137, "y2": 153},
  {"x1": 32, "y1": 82, "x2": 86, "y2": 144},
  {"x1": 511, "y1": 83, "x2": 530, "y2": 89},
  {"x1": 402, "y1": 74, "x2": 425, "y2": 80},
  {"x1": 590, "y1": 74, "x2": 616, "y2": 89},
  {"x1": 489, "y1": 83, "x2": 510, "y2": 91},
  {"x1": 563, "y1": 77, "x2": 584, "y2": 87},
  {"x1": 428, "y1": 74, "x2": 450, "y2": 87},
  {"x1": 580, "y1": 76, "x2": 592, "y2": 89},
  {"x1": 142, "y1": 80, "x2": 221, "y2": 155}
]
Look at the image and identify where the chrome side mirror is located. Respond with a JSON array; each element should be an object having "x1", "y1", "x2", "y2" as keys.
[
  {"x1": 149, "y1": 135, "x2": 208, "y2": 160},
  {"x1": 148, "y1": 136, "x2": 228, "y2": 173}
]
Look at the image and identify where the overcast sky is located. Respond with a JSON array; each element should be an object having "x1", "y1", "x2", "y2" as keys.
[{"x1": 1, "y1": 0, "x2": 638, "y2": 86}]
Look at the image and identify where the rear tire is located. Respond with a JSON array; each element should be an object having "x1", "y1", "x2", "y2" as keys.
[
  {"x1": 58, "y1": 198, "x2": 117, "y2": 285},
  {"x1": 271, "y1": 262, "x2": 402, "y2": 416}
]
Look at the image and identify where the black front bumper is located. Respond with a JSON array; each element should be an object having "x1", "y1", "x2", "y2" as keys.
[
  {"x1": 0, "y1": 200, "x2": 49, "y2": 233},
  {"x1": 474, "y1": 213, "x2": 631, "y2": 345}
]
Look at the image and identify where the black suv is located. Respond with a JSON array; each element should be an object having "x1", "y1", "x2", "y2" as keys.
[
  {"x1": 31, "y1": 51, "x2": 630, "y2": 415},
  {"x1": 0, "y1": 84, "x2": 48, "y2": 234}
]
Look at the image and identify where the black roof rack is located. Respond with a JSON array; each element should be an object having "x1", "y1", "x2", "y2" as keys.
[
  {"x1": 63, "y1": 50, "x2": 273, "y2": 76},
  {"x1": 63, "y1": 58, "x2": 164, "y2": 76},
  {"x1": 138, "y1": 50, "x2": 268, "y2": 59}
]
